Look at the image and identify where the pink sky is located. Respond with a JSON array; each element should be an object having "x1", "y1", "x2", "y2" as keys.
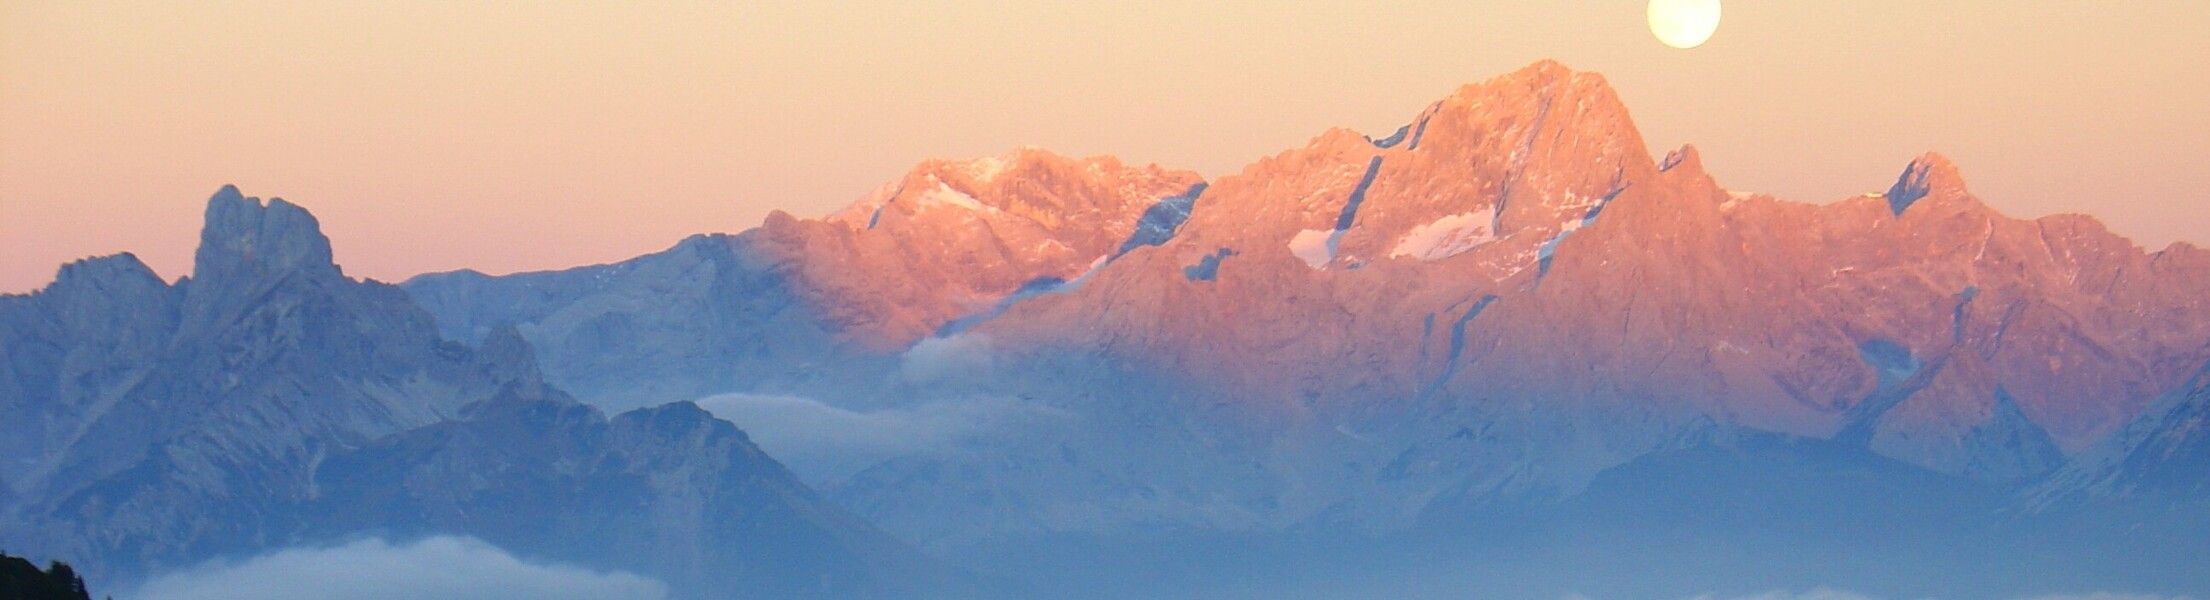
[{"x1": 4, "y1": 1, "x2": 2206, "y2": 293}]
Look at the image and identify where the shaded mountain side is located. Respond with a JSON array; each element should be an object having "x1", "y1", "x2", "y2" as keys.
[
  {"x1": 299, "y1": 379, "x2": 954, "y2": 599},
  {"x1": 0, "y1": 189, "x2": 947, "y2": 598},
  {"x1": 0, "y1": 188, "x2": 524, "y2": 574},
  {"x1": 2027, "y1": 359, "x2": 2210, "y2": 508},
  {"x1": 400, "y1": 234, "x2": 863, "y2": 412}
]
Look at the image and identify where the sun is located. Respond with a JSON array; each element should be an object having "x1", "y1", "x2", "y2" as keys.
[{"x1": 1648, "y1": 0, "x2": 1722, "y2": 49}]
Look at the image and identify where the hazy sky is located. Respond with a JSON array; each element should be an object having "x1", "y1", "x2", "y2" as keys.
[{"x1": 4, "y1": 1, "x2": 2205, "y2": 292}]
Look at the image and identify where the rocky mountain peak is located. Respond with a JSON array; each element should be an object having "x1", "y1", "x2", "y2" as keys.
[
  {"x1": 1146, "y1": 60, "x2": 1654, "y2": 281},
  {"x1": 1658, "y1": 144, "x2": 1704, "y2": 174},
  {"x1": 475, "y1": 324, "x2": 544, "y2": 386},
  {"x1": 734, "y1": 148, "x2": 1208, "y2": 348},
  {"x1": 44, "y1": 254, "x2": 169, "y2": 303},
  {"x1": 192, "y1": 185, "x2": 339, "y2": 284},
  {"x1": 1420, "y1": 59, "x2": 1643, "y2": 159},
  {"x1": 1886, "y1": 152, "x2": 1968, "y2": 215},
  {"x1": 832, "y1": 148, "x2": 1202, "y2": 234}
]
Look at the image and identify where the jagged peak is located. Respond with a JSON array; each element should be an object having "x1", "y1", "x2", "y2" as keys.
[
  {"x1": 1658, "y1": 144, "x2": 1705, "y2": 174},
  {"x1": 1885, "y1": 152, "x2": 1969, "y2": 216},
  {"x1": 613, "y1": 399, "x2": 758, "y2": 447},
  {"x1": 50, "y1": 252, "x2": 164, "y2": 290},
  {"x1": 193, "y1": 185, "x2": 339, "y2": 282},
  {"x1": 1408, "y1": 60, "x2": 1649, "y2": 181},
  {"x1": 31, "y1": 252, "x2": 174, "y2": 309},
  {"x1": 763, "y1": 208, "x2": 803, "y2": 230},
  {"x1": 982, "y1": 146, "x2": 1126, "y2": 180},
  {"x1": 1308, "y1": 127, "x2": 1386, "y2": 153},
  {"x1": 914, "y1": 146, "x2": 1175, "y2": 189},
  {"x1": 2159, "y1": 240, "x2": 2209, "y2": 260},
  {"x1": 1498, "y1": 58, "x2": 1577, "y2": 87},
  {"x1": 829, "y1": 147, "x2": 1201, "y2": 231},
  {"x1": 1440, "y1": 59, "x2": 1624, "y2": 111},
  {"x1": 480, "y1": 324, "x2": 536, "y2": 366},
  {"x1": 458, "y1": 377, "x2": 593, "y2": 423}
]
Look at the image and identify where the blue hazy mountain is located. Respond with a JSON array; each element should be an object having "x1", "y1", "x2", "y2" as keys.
[{"x1": 0, "y1": 188, "x2": 945, "y2": 598}]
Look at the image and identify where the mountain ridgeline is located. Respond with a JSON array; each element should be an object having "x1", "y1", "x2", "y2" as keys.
[
  {"x1": 4, "y1": 60, "x2": 2207, "y2": 598},
  {"x1": 401, "y1": 61, "x2": 2210, "y2": 597},
  {"x1": 0, "y1": 189, "x2": 946, "y2": 598}
]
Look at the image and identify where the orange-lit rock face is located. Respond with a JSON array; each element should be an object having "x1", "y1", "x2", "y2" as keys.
[
  {"x1": 949, "y1": 61, "x2": 2210, "y2": 477},
  {"x1": 578, "y1": 60, "x2": 2210, "y2": 481},
  {"x1": 739, "y1": 148, "x2": 1204, "y2": 351}
]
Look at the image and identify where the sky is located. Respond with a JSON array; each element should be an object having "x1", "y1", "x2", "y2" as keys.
[{"x1": 4, "y1": 1, "x2": 2206, "y2": 293}]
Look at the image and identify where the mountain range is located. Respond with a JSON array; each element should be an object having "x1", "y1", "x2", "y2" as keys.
[
  {"x1": 0, "y1": 189, "x2": 942, "y2": 598},
  {"x1": 4, "y1": 60, "x2": 2207, "y2": 598}
]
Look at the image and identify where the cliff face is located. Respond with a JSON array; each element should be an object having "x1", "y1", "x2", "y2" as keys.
[{"x1": 0, "y1": 188, "x2": 514, "y2": 567}]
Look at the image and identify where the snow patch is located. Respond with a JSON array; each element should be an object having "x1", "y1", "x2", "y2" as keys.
[
  {"x1": 968, "y1": 156, "x2": 1009, "y2": 182},
  {"x1": 920, "y1": 182, "x2": 986, "y2": 212},
  {"x1": 1722, "y1": 190, "x2": 1754, "y2": 209},
  {"x1": 1535, "y1": 186, "x2": 1624, "y2": 277},
  {"x1": 1290, "y1": 156, "x2": 1386, "y2": 269},
  {"x1": 1536, "y1": 231, "x2": 1569, "y2": 275},
  {"x1": 1391, "y1": 212, "x2": 1496, "y2": 261},
  {"x1": 1289, "y1": 229, "x2": 1336, "y2": 268}
]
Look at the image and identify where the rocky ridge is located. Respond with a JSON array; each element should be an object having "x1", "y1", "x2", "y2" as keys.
[{"x1": 0, "y1": 188, "x2": 937, "y2": 597}]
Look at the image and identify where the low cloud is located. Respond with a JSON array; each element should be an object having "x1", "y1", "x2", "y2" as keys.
[
  {"x1": 900, "y1": 333, "x2": 996, "y2": 385},
  {"x1": 696, "y1": 391, "x2": 1061, "y2": 483},
  {"x1": 129, "y1": 536, "x2": 667, "y2": 600}
]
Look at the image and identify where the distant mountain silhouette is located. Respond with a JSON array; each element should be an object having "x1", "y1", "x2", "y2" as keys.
[{"x1": 0, "y1": 189, "x2": 949, "y2": 598}]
